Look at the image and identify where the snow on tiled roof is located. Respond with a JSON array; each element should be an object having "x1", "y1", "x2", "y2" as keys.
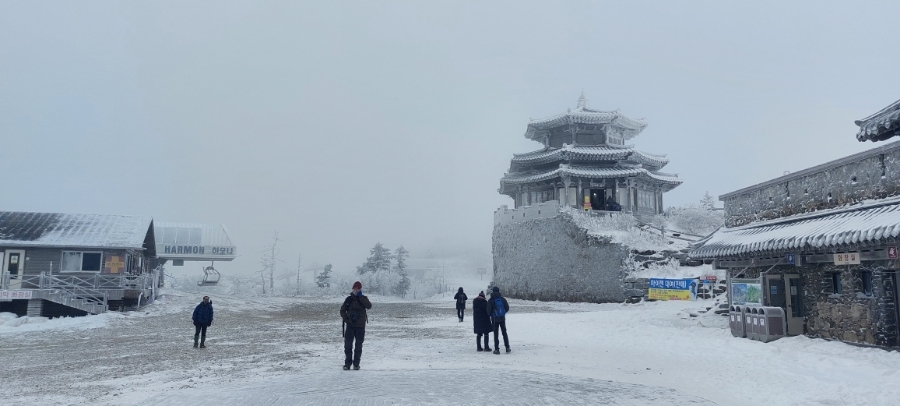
[
  {"x1": 511, "y1": 145, "x2": 669, "y2": 168},
  {"x1": 690, "y1": 197, "x2": 900, "y2": 258},
  {"x1": 529, "y1": 106, "x2": 648, "y2": 132},
  {"x1": 500, "y1": 165, "x2": 682, "y2": 185},
  {"x1": 0, "y1": 211, "x2": 153, "y2": 249},
  {"x1": 856, "y1": 98, "x2": 900, "y2": 142}
]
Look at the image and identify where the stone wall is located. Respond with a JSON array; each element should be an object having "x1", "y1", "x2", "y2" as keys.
[
  {"x1": 494, "y1": 201, "x2": 561, "y2": 227},
  {"x1": 721, "y1": 140, "x2": 900, "y2": 227},
  {"x1": 492, "y1": 212, "x2": 632, "y2": 303},
  {"x1": 803, "y1": 262, "x2": 898, "y2": 347},
  {"x1": 725, "y1": 263, "x2": 898, "y2": 347}
]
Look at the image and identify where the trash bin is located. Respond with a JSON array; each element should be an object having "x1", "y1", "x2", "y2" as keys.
[
  {"x1": 758, "y1": 307, "x2": 786, "y2": 343},
  {"x1": 729, "y1": 305, "x2": 746, "y2": 338},
  {"x1": 747, "y1": 307, "x2": 760, "y2": 340}
]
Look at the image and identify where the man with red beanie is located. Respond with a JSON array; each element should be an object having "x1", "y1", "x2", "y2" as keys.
[{"x1": 340, "y1": 281, "x2": 372, "y2": 370}]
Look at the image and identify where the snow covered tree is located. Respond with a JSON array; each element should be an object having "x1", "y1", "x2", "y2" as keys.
[
  {"x1": 317, "y1": 264, "x2": 332, "y2": 287},
  {"x1": 700, "y1": 191, "x2": 716, "y2": 210},
  {"x1": 357, "y1": 242, "x2": 392, "y2": 275},
  {"x1": 393, "y1": 246, "x2": 410, "y2": 297},
  {"x1": 259, "y1": 231, "x2": 281, "y2": 295}
]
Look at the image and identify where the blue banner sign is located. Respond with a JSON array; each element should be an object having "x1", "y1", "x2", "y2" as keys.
[{"x1": 648, "y1": 278, "x2": 696, "y2": 301}]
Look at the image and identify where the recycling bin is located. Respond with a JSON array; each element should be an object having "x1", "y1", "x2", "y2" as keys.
[
  {"x1": 729, "y1": 305, "x2": 746, "y2": 338},
  {"x1": 747, "y1": 307, "x2": 760, "y2": 340},
  {"x1": 757, "y1": 307, "x2": 786, "y2": 343}
]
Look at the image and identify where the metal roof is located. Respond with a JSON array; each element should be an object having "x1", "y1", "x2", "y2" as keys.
[
  {"x1": 856, "y1": 98, "x2": 900, "y2": 142},
  {"x1": 690, "y1": 197, "x2": 900, "y2": 258},
  {"x1": 153, "y1": 222, "x2": 237, "y2": 261},
  {"x1": 0, "y1": 211, "x2": 153, "y2": 250}
]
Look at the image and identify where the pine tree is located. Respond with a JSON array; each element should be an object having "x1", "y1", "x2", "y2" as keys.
[
  {"x1": 317, "y1": 264, "x2": 332, "y2": 287},
  {"x1": 357, "y1": 242, "x2": 392, "y2": 274},
  {"x1": 393, "y1": 246, "x2": 410, "y2": 297},
  {"x1": 700, "y1": 191, "x2": 716, "y2": 210}
]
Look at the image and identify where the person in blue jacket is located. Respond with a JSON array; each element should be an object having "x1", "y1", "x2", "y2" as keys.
[{"x1": 192, "y1": 295, "x2": 214, "y2": 348}]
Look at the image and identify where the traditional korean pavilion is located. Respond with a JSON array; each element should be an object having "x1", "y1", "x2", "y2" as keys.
[{"x1": 499, "y1": 94, "x2": 682, "y2": 216}]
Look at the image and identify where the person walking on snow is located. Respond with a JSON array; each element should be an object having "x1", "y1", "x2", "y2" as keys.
[
  {"x1": 192, "y1": 296, "x2": 214, "y2": 348},
  {"x1": 454, "y1": 287, "x2": 468, "y2": 322},
  {"x1": 485, "y1": 286, "x2": 510, "y2": 354},
  {"x1": 472, "y1": 291, "x2": 492, "y2": 352},
  {"x1": 340, "y1": 281, "x2": 372, "y2": 370}
]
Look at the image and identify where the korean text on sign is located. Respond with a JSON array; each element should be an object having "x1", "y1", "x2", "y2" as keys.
[{"x1": 0, "y1": 290, "x2": 33, "y2": 300}]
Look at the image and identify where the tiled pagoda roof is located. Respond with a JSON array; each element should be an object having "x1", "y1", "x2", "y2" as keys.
[
  {"x1": 690, "y1": 197, "x2": 900, "y2": 259},
  {"x1": 500, "y1": 165, "x2": 682, "y2": 187},
  {"x1": 511, "y1": 145, "x2": 669, "y2": 169},
  {"x1": 528, "y1": 106, "x2": 647, "y2": 131},
  {"x1": 856, "y1": 98, "x2": 900, "y2": 142}
]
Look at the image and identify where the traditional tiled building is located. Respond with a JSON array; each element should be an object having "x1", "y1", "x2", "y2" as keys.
[
  {"x1": 499, "y1": 94, "x2": 681, "y2": 217},
  {"x1": 692, "y1": 98, "x2": 900, "y2": 347}
]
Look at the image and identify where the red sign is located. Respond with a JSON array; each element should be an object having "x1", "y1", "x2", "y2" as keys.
[
  {"x1": 889, "y1": 246, "x2": 898, "y2": 260},
  {"x1": 700, "y1": 275, "x2": 717, "y2": 282}
]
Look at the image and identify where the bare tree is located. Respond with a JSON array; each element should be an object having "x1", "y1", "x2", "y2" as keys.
[
  {"x1": 296, "y1": 252, "x2": 302, "y2": 296},
  {"x1": 259, "y1": 231, "x2": 281, "y2": 295}
]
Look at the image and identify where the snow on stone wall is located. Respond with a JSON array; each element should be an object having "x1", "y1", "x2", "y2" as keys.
[
  {"x1": 493, "y1": 213, "x2": 630, "y2": 302},
  {"x1": 493, "y1": 201, "x2": 561, "y2": 226},
  {"x1": 722, "y1": 141, "x2": 900, "y2": 227}
]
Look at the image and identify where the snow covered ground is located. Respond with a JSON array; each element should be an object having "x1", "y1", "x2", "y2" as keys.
[{"x1": 3, "y1": 286, "x2": 900, "y2": 405}]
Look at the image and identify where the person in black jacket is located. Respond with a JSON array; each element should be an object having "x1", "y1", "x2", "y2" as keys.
[
  {"x1": 453, "y1": 287, "x2": 468, "y2": 322},
  {"x1": 471, "y1": 291, "x2": 492, "y2": 352},
  {"x1": 340, "y1": 281, "x2": 372, "y2": 370},
  {"x1": 484, "y1": 286, "x2": 511, "y2": 354},
  {"x1": 191, "y1": 296, "x2": 214, "y2": 348}
]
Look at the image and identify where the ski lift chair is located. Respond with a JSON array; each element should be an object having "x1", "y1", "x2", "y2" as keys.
[{"x1": 197, "y1": 264, "x2": 221, "y2": 286}]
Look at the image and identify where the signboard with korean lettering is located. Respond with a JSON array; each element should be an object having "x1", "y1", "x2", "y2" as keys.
[
  {"x1": 731, "y1": 279, "x2": 761, "y2": 305},
  {"x1": 888, "y1": 246, "x2": 898, "y2": 260},
  {"x1": 0, "y1": 290, "x2": 33, "y2": 301},
  {"x1": 648, "y1": 278, "x2": 697, "y2": 301},
  {"x1": 834, "y1": 252, "x2": 860, "y2": 265}
]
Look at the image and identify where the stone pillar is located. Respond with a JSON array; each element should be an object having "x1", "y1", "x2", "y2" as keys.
[{"x1": 563, "y1": 178, "x2": 571, "y2": 206}]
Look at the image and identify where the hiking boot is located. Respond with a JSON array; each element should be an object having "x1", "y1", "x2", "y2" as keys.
[
  {"x1": 353, "y1": 365, "x2": 360, "y2": 370},
  {"x1": 477, "y1": 347, "x2": 483, "y2": 352},
  {"x1": 493, "y1": 349, "x2": 500, "y2": 354},
  {"x1": 484, "y1": 346, "x2": 492, "y2": 352},
  {"x1": 193, "y1": 343, "x2": 198, "y2": 348},
  {"x1": 343, "y1": 365, "x2": 350, "y2": 370},
  {"x1": 199, "y1": 344, "x2": 206, "y2": 348},
  {"x1": 506, "y1": 347, "x2": 511, "y2": 353}
]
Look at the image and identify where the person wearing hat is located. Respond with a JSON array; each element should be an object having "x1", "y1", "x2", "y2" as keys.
[
  {"x1": 471, "y1": 291, "x2": 493, "y2": 352},
  {"x1": 340, "y1": 281, "x2": 372, "y2": 370},
  {"x1": 484, "y1": 286, "x2": 511, "y2": 354}
]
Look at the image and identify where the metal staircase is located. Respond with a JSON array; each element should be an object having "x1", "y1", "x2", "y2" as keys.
[{"x1": 2, "y1": 272, "x2": 157, "y2": 315}]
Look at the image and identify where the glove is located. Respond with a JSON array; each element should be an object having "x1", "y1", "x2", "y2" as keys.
[{"x1": 356, "y1": 291, "x2": 362, "y2": 297}]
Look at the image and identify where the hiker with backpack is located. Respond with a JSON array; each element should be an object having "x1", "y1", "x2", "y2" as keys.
[
  {"x1": 454, "y1": 287, "x2": 468, "y2": 322},
  {"x1": 340, "y1": 281, "x2": 372, "y2": 370},
  {"x1": 472, "y1": 291, "x2": 492, "y2": 352},
  {"x1": 485, "y1": 286, "x2": 511, "y2": 354}
]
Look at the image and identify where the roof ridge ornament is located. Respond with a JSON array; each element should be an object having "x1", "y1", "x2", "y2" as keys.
[{"x1": 577, "y1": 91, "x2": 587, "y2": 109}]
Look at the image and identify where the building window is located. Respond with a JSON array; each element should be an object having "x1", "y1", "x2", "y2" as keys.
[
  {"x1": 61, "y1": 251, "x2": 103, "y2": 272},
  {"x1": 860, "y1": 271, "x2": 873, "y2": 296},
  {"x1": 831, "y1": 272, "x2": 842, "y2": 295}
]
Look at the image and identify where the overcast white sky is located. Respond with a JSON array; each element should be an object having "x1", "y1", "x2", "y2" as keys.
[{"x1": 2, "y1": 1, "x2": 899, "y2": 277}]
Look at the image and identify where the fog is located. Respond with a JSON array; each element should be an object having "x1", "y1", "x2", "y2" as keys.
[{"x1": 2, "y1": 1, "x2": 899, "y2": 277}]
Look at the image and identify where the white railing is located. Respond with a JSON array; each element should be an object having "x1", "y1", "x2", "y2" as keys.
[{"x1": 0, "y1": 272, "x2": 155, "y2": 314}]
